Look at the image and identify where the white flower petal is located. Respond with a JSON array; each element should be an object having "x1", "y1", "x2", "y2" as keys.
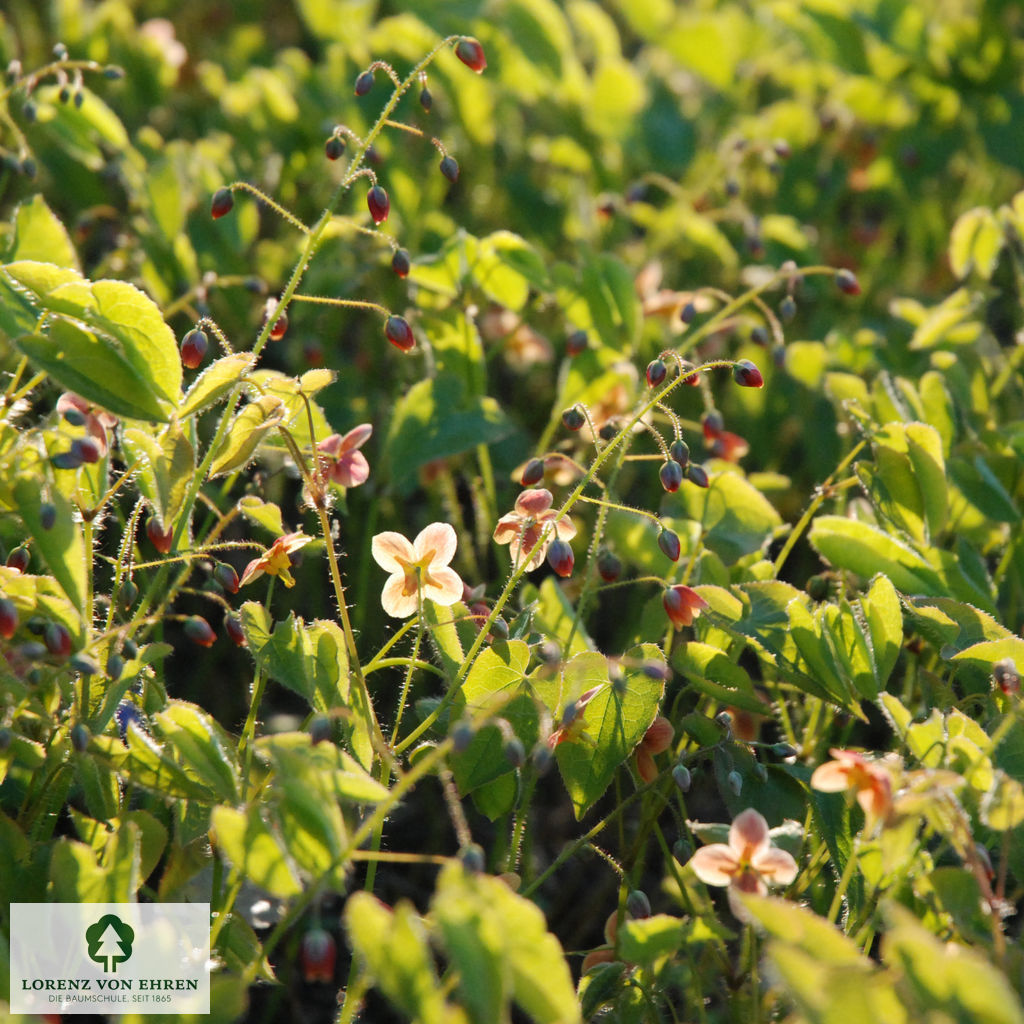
[
  {"x1": 372, "y1": 531, "x2": 416, "y2": 574},
  {"x1": 415, "y1": 522, "x2": 457, "y2": 567}
]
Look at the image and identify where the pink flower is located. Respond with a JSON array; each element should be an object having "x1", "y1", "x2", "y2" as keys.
[
  {"x1": 492, "y1": 488, "x2": 577, "y2": 571},
  {"x1": 316, "y1": 424, "x2": 372, "y2": 488},
  {"x1": 635, "y1": 715, "x2": 675, "y2": 783},
  {"x1": 663, "y1": 585, "x2": 709, "y2": 629},
  {"x1": 810, "y1": 748, "x2": 894, "y2": 831},
  {"x1": 239, "y1": 532, "x2": 312, "y2": 589},
  {"x1": 371, "y1": 523, "x2": 463, "y2": 618},
  {"x1": 689, "y1": 808, "x2": 798, "y2": 917},
  {"x1": 56, "y1": 392, "x2": 118, "y2": 456}
]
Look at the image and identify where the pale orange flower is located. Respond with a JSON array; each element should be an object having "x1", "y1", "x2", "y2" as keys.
[
  {"x1": 371, "y1": 523, "x2": 463, "y2": 618},
  {"x1": 239, "y1": 532, "x2": 312, "y2": 589},
  {"x1": 810, "y1": 748, "x2": 894, "y2": 831},
  {"x1": 689, "y1": 808, "x2": 798, "y2": 918},
  {"x1": 492, "y1": 488, "x2": 576, "y2": 571}
]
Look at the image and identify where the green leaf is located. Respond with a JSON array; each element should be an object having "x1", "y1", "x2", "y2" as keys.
[
  {"x1": 618, "y1": 915, "x2": 684, "y2": 966},
  {"x1": 13, "y1": 475, "x2": 86, "y2": 612},
  {"x1": 179, "y1": 353, "x2": 253, "y2": 418},
  {"x1": 859, "y1": 574, "x2": 902, "y2": 690},
  {"x1": 236, "y1": 495, "x2": 286, "y2": 535},
  {"x1": 742, "y1": 895, "x2": 869, "y2": 967},
  {"x1": 91, "y1": 730, "x2": 219, "y2": 803},
  {"x1": 16, "y1": 319, "x2": 172, "y2": 422},
  {"x1": 386, "y1": 375, "x2": 512, "y2": 494},
  {"x1": 555, "y1": 645, "x2": 664, "y2": 818},
  {"x1": 520, "y1": 577, "x2": 595, "y2": 657},
  {"x1": 210, "y1": 805, "x2": 302, "y2": 898},
  {"x1": 671, "y1": 641, "x2": 766, "y2": 714},
  {"x1": 951, "y1": 636, "x2": 1024, "y2": 677},
  {"x1": 949, "y1": 206, "x2": 1003, "y2": 280},
  {"x1": 208, "y1": 394, "x2": 287, "y2": 477},
  {"x1": 982, "y1": 771, "x2": 1024, "y2": 831},
  {"x1": 432, "y1": 861, "x2": 581, "y2": 1024},
  {"x1": 905, "y1": 423, "x2": 948, "y2": 538},
  {"x1": 346, "y1": 893, "x2": 446, "y2": 1024},
  {"x1": 674, "y1": 471, "x2": 783, "y2": 564},
  {"x1": 6, "y1": 195, "x2": 79, "y2": 270},
  {"x1": 421, "y1": 599, "x2": 466, "y2": 682},
  {"x1": 808, "y1": 516, "x2": 943, "y2": 594},
  {"x1": 154, "y1": 701, "x2": 239, "y2": 803},
  {"x1": 122, "y1": 424, "x2": 195, "y2": 529}
]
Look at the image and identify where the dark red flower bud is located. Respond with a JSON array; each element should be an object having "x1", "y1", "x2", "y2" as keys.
[
  {"x1": 71, "y1": 437, "x2": 102, "y2": 464},
  {"x1": 520, "y1": 458, "x2": 545, "y2": 486},
  {"x1": 183, "y1": 615, "x2": 216, "y2": 648},
  {"x1": 663, "y1": 584, "x2": 709, "y2": 629},
  {"x1": 455, "y1": 37, "x2": 487, "y2": 73},
  {"x1": 146, "y1": 519, "x2": 173, "y2": 554},
  {"x1": 503, "y1": 736, "x2": 526, "y2": 768},
  {"x1": 180, "y1": 328, "x2": 208, "y2": 369},
  {"x1": 733, "y1": 359, "x2": 764, "y2": 388},
  {"x1": 993, "y1": 657, "x2": 1020, "y2": 696},
  {"x1": 384, "y1": 314, "x2": 415, "y2": 351},
  {"x1": 686, "y1": 463, "x2": 710, "y2": 488},
  {"x1": 566, "y1": 329, "x2": 588, "y2": 356},
  {"x1": 836, "y1": 269, "x2": 861, "y2": 295},
  {"x1": 439, "y1": 155, "x2": 460, "y2": 183},
  {"x1": 679, "y1": 361, "x2": 700, "y2": 386},
  {"x1": 268, "y1": 308, "x2": 288, "y2": 341},
  {"x1": 0, "y1": 597, "x2": 19, "y2": 637},
  {"x1": 119, "y1": 579, "x2": 139, "y2": 609},
  {"x1": 659, "y1": 461, "x2": 684, "y2": 493},
  {"x1": 367, "y1": 184, "x2": 390, "y2": 225},
  {"x1": 309, "y1": 715, "x2": 332, "y2": 745},
  {"x1": 561, "y1": 408, "x2": 585, "y2": 431},
  {"x1": 547, "y1": 538, "x2": 574, "y2": 577},
  {"x1": 419, "y1": 86, "x2": 433, "y2": 111},
  {"x1": 669, "y1": 439, "x2": 690, "y2": 467},
  {"x1": 391, "y1": 248, "x2": 411, "y2": 277},
  {"x1": 40, "y1": 503, "x2": 57, "y2": 531},
  {"x1": 71, "y1": 723, "x2": 91, "y2": 752},
  {"x1": 224, "y1": 613, "x2": 246, "y2": 647},
  {"x1": 460, "y1": 843, "x2": 485, "y2": 873},
  {"x1": 658, "y1": 529, "x2": 681, "y2": 562},
  {"x1": 702, "y1": 411, "x2": 723, "y2": 440},
  {"x1": 324, "y1": 135, "x2": 346, "y2": 161},
  {"x1": 680, "y1": 301, "x2": 696, "y2": 324},
  {"x1": 452, "y1": 718, "x2": 475, "y2": 753},
  {"x1": 627, "y1": 890, "x2": 652, "y2": 919},
  {"x1": 300, "y1": 928, "x2": 336, "y2": 983},
  {"x1": 210, "y1": 188, "x2": 234, "y2": 219},
  {"x1": 597, "y1": 549, "x2": 621, "y2": 582},
  {"x1": 6, "y1": 546, "x2": 29, "y2": 573},
  {"x1": 44, "y1": 622, "x2": 72, "y2": 658},
  {"x1": 646, "y1": 358, "x2": 667, "y2": 388},
  {"x1": 213, "y1": 562, "x2": 239, "y2": 594},
  {"x1": 354, "y1": 70, "x2": 374, "y2": 96}
]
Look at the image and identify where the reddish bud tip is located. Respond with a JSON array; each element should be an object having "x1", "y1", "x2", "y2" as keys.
[
  {"x1": 679, "y1": 361, "x2": 700, "y2": 386},
  {"x1": 210, "y1": 187, "x2": 234, "y2": 219},
  {"x1": 520, "y1": 458, "x2": 545, "y2": 487},
  {"x1": 646, "y1": 358, "x2": 667, "y2": 388},
  {"x1": 6, "y1": 546, "x2": 29, "y2": 573},
  {"x1": 547, "y1": 538, "x2": 574, "y2": 578},
  {"x1": 391, "y1": 248, "x2": 411, "y2": 277},
  {"x1": 439, "y1": 155, "x2": 460, "y2": 183},
  {"x1": 213, "y1": 562, "x2": 239, "y2": 594},
  {"x1": 180, "y1": 328, "x2": 208, "y2": 369},
  {"x1": 367, "y1": 184, "x2": 390, "y2": 225},
  {"x1": 663, "y1": 584, "x2": 709, "y2": 629},
  {"x1": 324, "y1": 135, "x2": 346, "y2": 161},
  {"x1": 0, "y1": 597, "x2": 19, "y2": 638},
  {"x1": 44, "y1": 621, "x2": 72, "y2": 658},
  {"x1": 71, "y1": 437, "x2": 102, "y2": 464},
  {"x1": 183, "y1": 615, "x2": 216, "y2": 648},
  {"x1": 836, "y1": 268, "x2": 861, "y2": 295},
  {"x1": 455, "y1": 37, "x2": 487, "y2": 73},
  {"x1": 702, "y1": 411, "x2": 724, "y2": 440},
  {"x1": 224, "y1": 614, "x2": 247, "y2": 647},
  {"x1": 384, "y1": 314, "x2": 415, "y2": 352},
  {"x1": 658, "y1": 529, "x2": 681, "y2": 562},
  {"x1": 733, "y1": 359, "x2": 764, "y2": 388},
  {"x1": 300, "y1": 928, "x2": 337, "y2": 983},
  {"x1": 561, "y1": 407, "x2": 585, "y2": 431},
  {"x1": 597, "y1": 549, "x2": 622, "y2": 583},
  {"x1": 354, "y1": 70, "x2": 375, "y2": 96},
  {"x1": 659, "y1": 461, "x2": 684, "y2": 493},
  {"x1": 566, "y1": 329, "x2": 588, "y2": 357},
  {"x1": 146, "y1": 518, "x2": 173, "y2": 555}
]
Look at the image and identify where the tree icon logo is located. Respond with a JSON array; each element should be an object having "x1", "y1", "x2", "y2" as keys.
[{"x1": 85, "y1": 915, "x2": 135, "y2": 973}]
